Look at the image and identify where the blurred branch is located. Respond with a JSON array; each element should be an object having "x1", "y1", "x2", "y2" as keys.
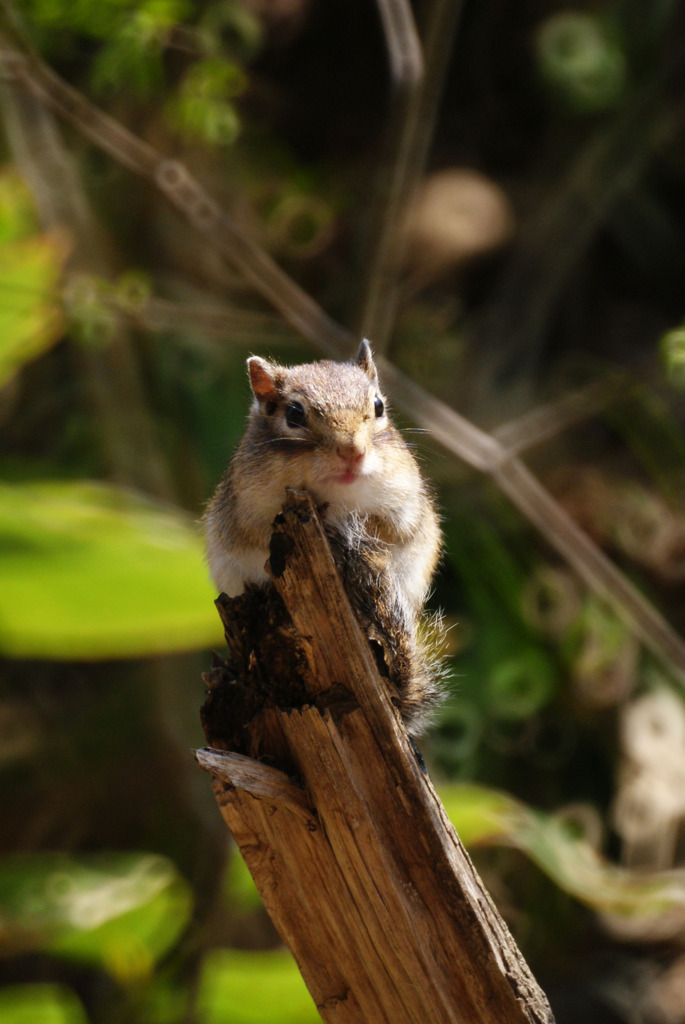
[
  {"x1": 374, "y1": 0, "x2": 423, "y2": 90},
  {"x1": 2, "y1": 36, "x2": 685, "y2": 686},
  {"x1": 0, "y1": 50, "x2": 174, "y2": 498},
  {"x1": 361, "y1": 0, "x2": 465, "y2": 352},
  {"x1": 492, "y1": 373, "x2": 632, "y2": 457},
  {"x1": 102, "y1": 289, "x2": 292, "y2": 349}
]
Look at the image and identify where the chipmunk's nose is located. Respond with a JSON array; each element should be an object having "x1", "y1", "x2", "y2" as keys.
[{"x1": 337, "y1": 444, "x2": 365, "y2": 466}]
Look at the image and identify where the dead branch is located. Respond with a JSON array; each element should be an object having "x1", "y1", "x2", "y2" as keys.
[{"x1": 198, "y1": 490, "x2": 555, "y2": 1024}]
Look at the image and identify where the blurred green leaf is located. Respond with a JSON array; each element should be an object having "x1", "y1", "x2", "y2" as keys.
[
  {"x1": 199, "y1": 2, "x2": 263, "y2": 59},
  {"x1": 0, "y1": 854, "x2": 192, "y2": 982},
  {"x1": 223, "y1": 851, "x2": 262, "y2": 913},
  {"x1": 167, "y1": 58, "x2": 244, "y2": 146},
  {"x1": 24, "y1": 0, "x2": 140, "y2": 42},
  {"x1": 485, "y1": 647, "x2": 557, "y2": 720},
  {"x1": 0, "y1": 480, "x2": 223, "y2": 659},
  {"x1": 197, "y1": 949, "x2": 319, "y2": 1024},
  {"x1": 0, "y1": 171, "x2": 42, "y2": 243},
  {"x1": 0, "y1": 169, "x2": 65, "y2": 388},
  {"x1": 605, "y1": 388, "x2": 685, "y2": 500},
  {"x1": 535, "y1": 12, "x2": 628, "y2": 112},
  {"x1": 662, "y1": 324, "x2": 685, "y2": 387},
  {"x1": 440, "y1": 782, "x2": 521, "y2": 847},
  {"x1": 0, "y1": 230, "x2": 66, "y2": 390},
  {"x1": 0, "y1": 984, "x2": 87, "y2": 1024},
  {"x1": 91, "y1": 0, "x2": 192, "y2": 97},
  {"x1": 24, "y1": 0, "x2": 190, "y2": 96},
  {"x1": 442, "y1": 783, "x2": 685, "y2": 923},
  {"x1": 443, "y1": 505, "x2": 559, "y2": 725}
]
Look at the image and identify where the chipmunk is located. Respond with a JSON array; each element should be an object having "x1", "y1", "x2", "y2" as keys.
[{"x1": 204, "y1": 340, "x2": 444, "y2": 734}]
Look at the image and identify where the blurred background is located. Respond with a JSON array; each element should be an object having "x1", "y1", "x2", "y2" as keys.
[{"x1": 2, "y1": 0, "x2": 685, "y2": 1021}]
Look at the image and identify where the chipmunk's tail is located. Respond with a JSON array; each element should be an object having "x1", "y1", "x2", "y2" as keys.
[
  {"x1": 353, "y1": 593, "x2": 450, "y2": 737},
  {"x1": 325, "y1": 515, "x2": 450, "y2": 736},
  {"x1": 399, "y1": 607, "x2": 451, "y2": 736}
]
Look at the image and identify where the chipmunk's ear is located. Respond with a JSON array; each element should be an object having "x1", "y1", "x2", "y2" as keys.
[
  {"x1": 356, "y1": 338, "x2": 378, "y2": 384},
  {"x1": 247, "y1": 357, "x2": 278, "y2": 400}
]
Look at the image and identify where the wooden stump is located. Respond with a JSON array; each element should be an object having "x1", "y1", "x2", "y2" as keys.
[{"x1": 198, "y1": 489, "x2": 555, "y2": 1024}]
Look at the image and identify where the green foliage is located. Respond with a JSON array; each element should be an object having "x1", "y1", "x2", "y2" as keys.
[
  {"x1": 22, "y1": 0, "x2": 163, "y2": 43},
  {"x1": 662, "y1": 323, "x2": 685, "y2": 388},
  {"x1": 22, "y1": 0, "x2": 190, "y2": 87},
  {"x1": 3, "y1": 788, "x2": 684, "y2": 1024},
  {"x1": 0, "y1": 170, "x2": 42, "y2": 240},
  {"x1": 535, "y1": 11, "x2": 628, "y2": 112},
  {"x1": 196, "y1": 949, "x2": 320, "y2": 1024},
  {"x1": 0, "y1": 984, "x2": 87, "y2": 1024},
  {"x1": 19, "y1": 0, "x2": 257, "y2": 146},
  {"x1": 484, "y1": 647, "x2": 556, "y2": 721},
  {"x1": 441, "y1": 782, "x2": 685, "y2": 923},
  {"x1": 561, "y1": 595, "x2": 634, "y2": 686},
  {"x1": 0, "y1": 479, "x2": 222, "y2": 659},
  {"x1": 223, "y1": 850, "x2": 261, "y2": 913},
  {"x1": 166, "y1": 57, "x2": 245, "y2": 146},
  {"x1": 90, "y1": 1, "x2": 192, "y2": 98},
  {"x1": 0, "y1": 172, "x2": 66, "y2": 389},
  {"x1": 438, "y1": 498, "x2": 560, "y2": 746},
  {"x1": 0, "y1": 233, "x2": 65, "y2": 389},
  {"x1": 0, "y1": 853, "x2": 192, "y2": 981},
  {"x1": 0, "y1": 171, "x2": 222, "y2": 662}
]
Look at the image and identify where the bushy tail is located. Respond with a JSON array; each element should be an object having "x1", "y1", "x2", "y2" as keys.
[
  {"x1": 401, "y1": 607, "x2": 450, "y2": 735},
  {"x1": 325, "y1": 517, "x2": 449, "y2": 735}
]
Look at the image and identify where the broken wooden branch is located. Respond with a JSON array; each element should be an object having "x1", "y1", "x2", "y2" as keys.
[{"x1": 198, "y1": 488, "x2": 555, "y2": 1024}]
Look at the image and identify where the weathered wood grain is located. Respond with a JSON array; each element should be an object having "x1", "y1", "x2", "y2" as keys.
[{"x1": 198, "y1": 489, "x2": 555, "y2": 1024}]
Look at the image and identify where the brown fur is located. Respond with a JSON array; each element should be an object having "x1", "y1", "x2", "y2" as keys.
[{"x1": 204, "y1": 341, "x2": 445, "y2": 734}]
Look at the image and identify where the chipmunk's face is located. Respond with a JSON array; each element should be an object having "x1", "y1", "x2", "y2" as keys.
[{"x1": 247, "y1": 342, "x2": 393, "y2": 502}]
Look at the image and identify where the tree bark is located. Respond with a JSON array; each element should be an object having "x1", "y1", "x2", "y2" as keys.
[{"x1": 198, "y1": 489, "x2": 555, "y2": 1024}]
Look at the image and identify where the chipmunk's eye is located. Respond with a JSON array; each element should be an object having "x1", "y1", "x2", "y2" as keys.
[
  {"x1": 374, "y1": 396, "x2": 385, "y2": 418},
  {"x1": 285, "y1": 400, "x2": 307, "y2": 429}
]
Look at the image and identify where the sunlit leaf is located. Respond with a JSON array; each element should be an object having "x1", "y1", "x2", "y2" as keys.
[
  {"x1": 0, "y1": 853, "x2": 192, "y2": 982},
  {"x1": 439, "y1": 783, "x2": 524, "y2": 847},
  {"x1": 197, "y1": 949, "x2": 319, "y2": 1024},
  {"x1": 535, "y1": 12, "x2": 627, "y2": 112},
  {"x1": 0, "y1": 171, "x2": 67, "y2": 388},
  {"x1": 0, "y1": 232, "x2": 66, "y2": 389},
  {"x1": 0, "y1": 171, "x2": 42, "y2": 244},
  {"x1": 441, "y1": 783, "x2": 685, "y2": 932},
  {"x1": 0, "y1": 983, "x2": 87, "y2": 1024},
  {"x1": 0, "y1": 480, "x2": 223, "y2": 659}
]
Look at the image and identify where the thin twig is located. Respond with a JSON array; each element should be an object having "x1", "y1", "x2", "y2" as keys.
[
  {"x1": 493, "y1": 374, "x2": 632, "y2": 457},
  {"x1": 374, "y1": 0, "x2": 423, "y2": 91},
  {"x1": 361, "y1": 0, "x2": 465, "y2": 352},
  {"x1": 105, "y1": 291, "x2": 291, "y2": 346}
]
